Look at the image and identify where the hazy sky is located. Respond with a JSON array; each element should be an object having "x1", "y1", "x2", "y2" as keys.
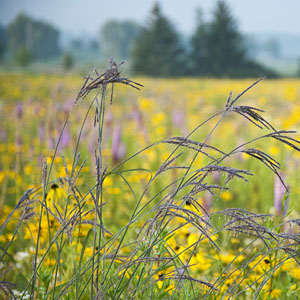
[{"x1": 1, "y1": 0, "x2": 300, "y2": 37}]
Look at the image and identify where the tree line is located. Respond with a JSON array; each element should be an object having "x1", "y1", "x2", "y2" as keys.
[
  {"x1": 0, "y1": 13, "x2": 61, "y2": 67},
  {"x1": 131, "y1": 2, "x2": 277, "y2": 77},
  {"x1": 0, "y1": 1, "x2": 290, "y2": 77}
]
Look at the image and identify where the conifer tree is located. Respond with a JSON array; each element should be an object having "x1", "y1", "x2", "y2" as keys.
[
  {"x1": 206, "y1": 0, "x2": 246, "y2": 76},
  {"x1": 132, "y1": 3, "x2": 186, "y2": 77},
  {"x1": 190, "y1": 9, "x2": 209, "y2": 76},
  {"x1": 191, "y1": 1, "x2": 277, "y2": 77},
  {"x1": 0, "y1": 25, "x2": 7, "y2": 60}
]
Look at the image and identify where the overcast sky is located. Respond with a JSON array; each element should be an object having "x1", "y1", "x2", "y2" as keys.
[{"x1": 1, "y1": 0, "x2": 300, "y2": 37}]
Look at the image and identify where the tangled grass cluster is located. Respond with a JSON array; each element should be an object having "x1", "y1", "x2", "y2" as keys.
[{"x1": 1, "y1": 61, "x2": 300, "y2": 299}]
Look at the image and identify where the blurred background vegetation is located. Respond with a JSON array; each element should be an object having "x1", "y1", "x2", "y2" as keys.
[{"x1": 0, "y1": 1, "x2": 300, "y2": 77}]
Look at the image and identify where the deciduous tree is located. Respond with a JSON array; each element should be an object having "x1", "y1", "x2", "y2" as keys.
[
  {"x1": 100, "y1": 20, "x2": 140, "y2": 59},
  {"x1": 8, "y1": 13, "x2": 61, "y2": 61}
]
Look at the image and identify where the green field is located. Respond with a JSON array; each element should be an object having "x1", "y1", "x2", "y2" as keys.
[{"x1": 1, "y1": 69, "x2": 300, "y2": 299}]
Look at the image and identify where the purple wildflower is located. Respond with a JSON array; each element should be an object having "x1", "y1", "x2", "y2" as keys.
[
  {"x1": 112, "y1": 123, "x2": 125, "y2": 163},
  {"x1": 274, "y1": 174, "x2": 289, "y2": 217},
  {"x1": 171, "y1": 109, "x2": 187, "y2": 135},
  {"x1": 38, "y1": 122, "x2": 45, "y2": 143},
  {"x1": 16, "y1": 102, "x2": 23, "y2": 119}
]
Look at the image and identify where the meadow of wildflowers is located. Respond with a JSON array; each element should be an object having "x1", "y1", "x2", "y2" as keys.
[{"x1": 1, "y1": 65, "x2": 300, "y2": 299}]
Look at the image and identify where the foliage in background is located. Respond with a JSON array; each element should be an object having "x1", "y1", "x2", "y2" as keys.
[
  {"x1": 297, "y1": 59, "x2": 300, "y2": 77},
  {"x1": 62, "y1": 51, "x2": 74, "y2": 71},
  {"x1": 14, "y1": 46, "x2": 32, "y2": 67},
  {"x1": 1, "y1": 1, "x2": 300, "y2": 76},
  {"x1": 100, "y1": 20, "x2": 140, "y2": 59},
  {"x1": 0, "y1": 24, "x2": 8, "y2": 61},
  {"x1": 7, "y1": 13, "x2": 61, "y2": 61}
]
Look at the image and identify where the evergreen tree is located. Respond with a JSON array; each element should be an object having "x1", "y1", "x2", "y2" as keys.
[
  {"x1": 0, "y1": 25, "x2": 8, "y2": 61},
  {"x1": 206, "y1": 0, "x2": 246, "y2": 76},
  {"x1": 132, "y1": 3, "x2": 186, "y2": 77},
  {"x1": 191, "y1": 1, "x2": 277, "y2": 77},
  {"x1": 190, "y1": 9, "x2": 209, "y2": 75}
]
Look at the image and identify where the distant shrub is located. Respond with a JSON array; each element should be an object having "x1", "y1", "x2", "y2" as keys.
[
  {"x1": 15, "y1": 47, "x2": 32, "y2": 67},
  {"x1": 62, "y1": 51, "x2": 74, "y2": 71}
]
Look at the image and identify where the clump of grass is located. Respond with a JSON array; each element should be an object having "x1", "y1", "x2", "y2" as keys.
[{"x1": 1, "y1": 60, "x2": 300, "y2": 299}]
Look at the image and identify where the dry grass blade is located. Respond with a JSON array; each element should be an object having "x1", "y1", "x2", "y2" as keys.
[
  {"x1": 169, "y1": 275, "x2": 217, "y2": 290},
  {"x1": 215, "y1": 208, "x2": 278, "y2": 247},
  {"x1": 165, "y1": 137, "x2": 227, "y2": 159},
  {"x1": 0, "y1": 281, "x2": 16, "y2": 299},
  {"x1": 154, "y1": 152, "x2": 183, "y2": 178},
  {"x1": 240, "y1": 148, "x2": 288, "y2": 191},
  {"x1": 241, "y1": 148, "x2": 280, "y2": 171},
  {"x1": 183, "y1": 182, "x2": 226, "y2": 194},
  {"x1": 201, "y1": 165, "x2": 253, "y2": 182},
  {"x1": 0, "y1": 280, "x2": 15, "y2": 298},
  {"x1": 38, "y1": 199, "x2": 63, "y2": 224},
  {"x1": 214, "y1": 207, "x2": 272, "y2": 219},
  {"x1": 16, "y1": 188, "x2": 34, "y2": 208},
  {"x1": 72, "y1": 157, "x2": 87, "y2": 186},
  {"x1": 0, "y1": 188, "x2": 34, "y2": 235},
  {"x1": 227, "y1": 77, "x2": 264, "y2": 108},
  {"x1": 182, "y1": 196, "x2": 211, "y2": 218},
  {"x1": 272, "y1": 134, "x2": 300, "y2": 152},
  {"x1": 62, "y1": 153, "x2": 70, "y2": 180},
  {"x1": 120, "y1": 256, "x2": 174, "y2": 270},
  {"x1": 158, "y1": 204, "x2": 212, "y2": 228},
  {"x1": 156, "y1": 204, "x2": 219, "y2": 252},
  {"x1": 231, "y1": 105, "x2": 276, "y2": 130}
]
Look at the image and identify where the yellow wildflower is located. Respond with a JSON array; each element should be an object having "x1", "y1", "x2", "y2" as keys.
[
  {"x1": 270, "y1": 288, "x2": 281, "y2": 299},
  {"x1": 221, "y1": 191, "x2": 232, "y2": 201}
]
